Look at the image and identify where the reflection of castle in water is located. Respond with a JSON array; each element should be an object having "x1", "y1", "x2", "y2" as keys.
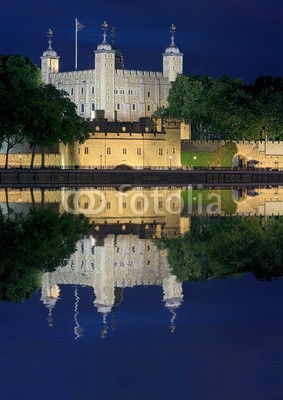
[{"x1": 41, "y1": 233, "x2": 183, "y2": 338}]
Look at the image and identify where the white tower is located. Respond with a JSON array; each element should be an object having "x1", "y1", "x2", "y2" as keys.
[
  {"x1": 163, "y1": 24, "x2": 183, "y2": 82},
  {"x1": 41, "y1": 28, "x2": 60, "y2": 84},
  {"x1": 94, "y1": 21, "x2": 115, "y2": 120}
]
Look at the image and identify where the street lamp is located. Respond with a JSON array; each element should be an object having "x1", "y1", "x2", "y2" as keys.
[{"x1": 169, "y1": 155, "x2": 172, "y2": 170}]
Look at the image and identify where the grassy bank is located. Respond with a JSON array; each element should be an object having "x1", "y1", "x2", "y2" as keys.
[{"x1": 181, "y1": 142, "x2": 237, "y2": 167}]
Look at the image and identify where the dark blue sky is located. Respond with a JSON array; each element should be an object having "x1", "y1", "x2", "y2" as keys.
[{"x1": 0, "y1": 0, "x2": 282, "y2": 81}]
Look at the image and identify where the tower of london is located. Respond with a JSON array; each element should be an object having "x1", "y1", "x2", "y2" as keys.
[{"x1": 41, "y1": 22, "x2": 184, "y2": 122}]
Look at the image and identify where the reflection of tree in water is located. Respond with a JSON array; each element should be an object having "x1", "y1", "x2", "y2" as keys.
[
  {"x1": 164, "y1": 216, "x2": 283, "y2": 282},
  {"x1": 0, "y1": 209, "x2": 89, "y2": 303}
]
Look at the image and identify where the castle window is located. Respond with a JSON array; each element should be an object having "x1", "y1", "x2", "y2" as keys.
[
  {"x1": 81, "y1": 87, "x2": 84, "y2": 95},
  {"x1": 122, "y1": 202, "x2": 127, "y2": 209},
  {"x1": 136, "y1": 201, "x2": 142, "y2": 210},
  {"x1": 117, "y1": 103, "x2": 120, "y2": 110},
  {"x1": 132, "y1": 104, "x2": 136, "y2": 111},
  {"x1": 91, "y1": 102, "x2": 95, "y2": 111},
  {"x1": 91, "y1": 262, "x2": 95, "y2": 270},
  {"x1": 81, "y1": 103, "x2": 84, "y2": 113},
  {"x1": 84, "y1": 147, "x2": 89, "y2": 154},
  {"x1": 172, "y1": 148, "x2": 176, "y2": 154},
  {"x1": 95, "y1": 126, "x2": 100, "y2": 131},
  {"x1": 159, "y1": 148, "x2": 163, "y2": 156},
  {"x1": 84, "y1": 202, "x2": 89, "y2": 209},
  {"x1": 91, "y1": 86, "x2": 95, "y2": 95},
  {"x1": 107, "y1": 147, "x2": 111, "y2": 155},
  {"x1": 106, "y1": 202, "x2": 111, "y2": 210},
  {"x1": 147, "y1": 91, "x2": 151, "y2": 98},
  {"x1": 71, "y1": 87, "x2": 74, "y2": 96},
  {"x1": 122, "y1": 148, "x2": 127, "y2": 155},
  {"x1": 78, "y1": 148, "x2": 80, "y2": 154},
  {"x1": 147, "y1": 105, "x2": 150, "y2": 112},
  {"x1": 137, "y1": 147, "x2": 141, "y2": 155},
  {"x1": 158, "y1": 201, "x2": 163, "y2": 209}
]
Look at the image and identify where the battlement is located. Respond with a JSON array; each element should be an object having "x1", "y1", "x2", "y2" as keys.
[{"x1": 115, "y1": 69, "x2": 163, "y2": 78}]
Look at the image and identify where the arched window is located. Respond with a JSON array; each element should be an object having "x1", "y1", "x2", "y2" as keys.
[
  {"x1": 147, "y1": 105, "x2": 150, "y2": 112},
  {"x1": 132, "y1": 103, "x2": 136, "y2": 111},
  {"x1": 91, "y1": 102, "x2": 95, "y2": 111},
  {"x1": 81, "y1": 103, "x2": 84, "y2": 113},
  {"x1": 117, "y1": 103, "x2": 120, "y2": 110}
]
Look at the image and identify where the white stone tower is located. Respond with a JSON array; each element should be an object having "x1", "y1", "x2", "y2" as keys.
[
  {"x1": 41, "y1": 28, "x2": 60, "y2": 84},
  {"x1": 94, "y1": 21, "x2": 116, "y2": 120},
  {"x1": 163, "y1": 24, "x2": 183, "y2": 82}
]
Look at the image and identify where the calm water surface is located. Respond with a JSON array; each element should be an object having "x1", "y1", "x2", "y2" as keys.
[{"x1": 0, "y1": 187, "x2": 283, "y2": 400}]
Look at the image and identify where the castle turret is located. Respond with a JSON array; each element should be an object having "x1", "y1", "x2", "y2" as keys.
[
  {"x1": 41, "y1": 28, "x2": 60, "y2": 84},
  {"x1": 163, "y1": 24, "x2": 183, "y2": 82},
  {"x1": 94, "y1": 21, "x2": 115, "y2": 121}
]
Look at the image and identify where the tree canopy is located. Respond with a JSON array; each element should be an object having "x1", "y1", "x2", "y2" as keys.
[
  {"x1": 166, "y1": 74, "x2": 283, "y2": 140},
  {"x1": 0, "y1": 208, "x2": 90, "y2": 302},
  {"x1": 0, "y1": 55, "x2": 89, "y2": 168},
  {"x1": 163, "y1": 216, "x2": 283, "y2": 282}
]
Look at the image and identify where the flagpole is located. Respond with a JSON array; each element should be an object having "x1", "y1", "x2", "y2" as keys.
[{"x1": 75, "y1": 18, "x2": 78, "y2": 70}]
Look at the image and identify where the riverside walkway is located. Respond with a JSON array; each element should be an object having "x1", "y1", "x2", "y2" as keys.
[{"x1": 0, "y1": 167, "x2": 283, "y2": 188}]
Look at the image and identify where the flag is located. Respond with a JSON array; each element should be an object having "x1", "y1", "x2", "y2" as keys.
[{"x1": 76, "y1": 19, "x2": 85, "y2": 32}]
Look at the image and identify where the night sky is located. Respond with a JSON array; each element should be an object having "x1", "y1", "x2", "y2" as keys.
[{"x1": 0, "y1": 0, "x2": 282, "y2": 82}]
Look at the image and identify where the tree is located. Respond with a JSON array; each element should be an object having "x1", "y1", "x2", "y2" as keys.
[
  {"x1": 166, "y1": 74, "x2": 283, "y2": 140},
  {"x1": 163, "y1": 216, "x2": 283, "y2": 283},
  {"x1": 0, "y1": 208, "x2": 90, "y2": 302},
  {"x1": 0, "y1": 55, "x2": 41, "y2": 167},
  {"x1": 23, "y1": 84, "x2": 89, "y2": 168},
  {"x1": 0, "y1": 55, "x2": 89, "y2": 168}
]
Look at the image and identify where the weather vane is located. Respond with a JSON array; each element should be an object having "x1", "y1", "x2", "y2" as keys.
[
  {"x1": 47, "y1": 28, "x2": 53, "y2": 49},
  {"x1": 102, "y1": 20, "x2": 108, "y2": 33},
  {"x1": 170, "y1": 24, "x2": 176, "y2": 38}
]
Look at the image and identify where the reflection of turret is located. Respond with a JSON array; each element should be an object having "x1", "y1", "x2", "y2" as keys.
[
  {"x1": 74, "y1": 287, "x2": 84, "y2": 340},
  {"x1": 40, "y1": 273, "x2": 60, "y2": 327},
  {"x1": 162, "y1": 275, "x2": 183, "y2": 333}
]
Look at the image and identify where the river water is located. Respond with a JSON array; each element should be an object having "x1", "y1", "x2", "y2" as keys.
[{"x1": 0, "y1": 186, "x2": 282, "y2": 400}]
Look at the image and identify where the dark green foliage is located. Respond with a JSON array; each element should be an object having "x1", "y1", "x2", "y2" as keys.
[
  {"x1": 0, "y1": 208, "x2": 90, "y2": 302},
  {"x1": 163, "y1": 216, "x2": 283, "y2": 282},
  {"x1": 167, "y1": 74, "x2": 283, "y2": 140},
  {"x1": 0, "y1": 55, "x2": 89, "y2": 168}
]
